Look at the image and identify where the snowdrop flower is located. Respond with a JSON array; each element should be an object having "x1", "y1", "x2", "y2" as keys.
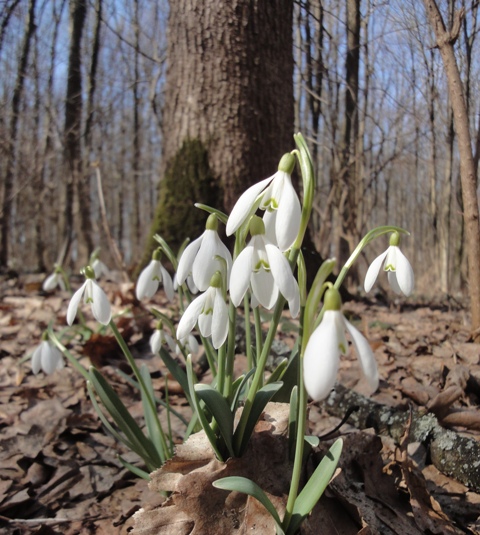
[
  {"x1": 136, "y1": 249, "x2": 174, "y2": 301},
  {"x1": 31, "y1": 334, "x2": 65, "y2": 375},
  {"x1": 226, "y1": 153, "x2": 301, "y2": 251},
  {"x1": 43, "y1": 267, "x2": 66, "y2": 291},
  {"x1": 177, "y1": 272, "x2": 229, "y2": 349},
  {"x1": 174, "y1": 273, "x2": 198, "y2": 295},
  {"x1": 67, "y1": 266, "x2": 112, "y2": 325},
  {"x1": 176, "y1": 214, "x2": 232, "y2": 292},
  {"x1": 92, "y1": 258, "x2": 110, "y2": 279},
  {"x1": 150, "y1": 321, "x2": 176, "y2": 354},
  {"x1": 229, "y1": 216, "x2": 300, "y2": 317},
  {"x1": 303, "y1": 288, "x2": 378, "y2": 401},
  {"x1": 364, "y1": 232, "x2": 414, "y2": 297},
  {"x1": 176, "y1": 334, "x2": 200, "y2": 357}
]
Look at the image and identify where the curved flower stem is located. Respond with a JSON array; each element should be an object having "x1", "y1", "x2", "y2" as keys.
[
  {"x1": 243, "y1": 295, "x2": 253, "y2": 370},
  {"x1": 223, "y1": 300, "x2": 237, "y2": 399},
  {"x1": 283, "y1": 308, "x2": 306, "y2": 530}
]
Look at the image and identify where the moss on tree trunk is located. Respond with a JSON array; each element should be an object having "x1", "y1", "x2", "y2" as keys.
[{"x1": 139, "y1": 139, "x2": 222, "y2": 270}]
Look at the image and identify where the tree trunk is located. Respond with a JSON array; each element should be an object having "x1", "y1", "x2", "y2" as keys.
[
  {"x1": 423, "y1": 0, "x2": 480, "y2": 340},
  {"x1": 0, "y1": 0, "x2": 36, "y2": 269},
  {"x1": 144, "y1": 0, "x2": 294, "y2": 259},
  {"x1": 63, "y1": 0, "x2": 92, "y2": 265}
]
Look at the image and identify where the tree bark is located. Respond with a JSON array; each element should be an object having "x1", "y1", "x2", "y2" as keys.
[
  {"x1": 0, "y1": 0, "x2": 36, "y2": 268},
  {"x1": 145, "y1": 0, "x2": 294, "y2": 259},
  {"x1": 423, "y1": 0, "x2": 480, "y2": 341}
]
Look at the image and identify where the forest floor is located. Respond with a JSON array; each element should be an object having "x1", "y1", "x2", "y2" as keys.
[{"x1": 1, "y1": 273, "x2": 480, "y2": 534}]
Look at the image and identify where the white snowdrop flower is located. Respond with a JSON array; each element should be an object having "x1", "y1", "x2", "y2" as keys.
[
  {"x1": 136, "y1": 249, "x2": 175, "y2": 301},
  {"x1": 303, "y1": 288, "x2": 378, "y2": 401},
  {"x1": 229, "y1": 216, "x2": 300, "y2": 318},
  {"x1": 226, "y1": 153, "x2": 301, "y2": 251},
  {"x1": 43, "y1": 269, "x2": 66, "y2": 291},
  {"x1": 176, "y1": 214, "x2": 232, "y2": 292},
  {"x1": 176, "y1": 334, "x2": 200, "y2": 356},
  {"x1": 31, "y1": 336, "x2": 64, "y2": 375},
  {"x1": 364, "y1": 232, "x2": 414, "y2": 297},
  {"x1": 177, "y1": 272, "x2": 229, "y2": 349},
  {"x1": 92, "y1": 258, "x2": 110, "y2": 279},
  {"x1": 174, "y1": 273, "x2": 198, "y2": 295},
  {"x1": 67, "y1": 266, "x2": 112, "y2": 326},
  {"x1": 150, "y1": 322, "x2": 176, "y2": 354}
]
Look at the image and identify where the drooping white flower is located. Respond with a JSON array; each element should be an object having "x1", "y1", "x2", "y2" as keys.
[
  {"x1": 31, "y1": 337, "x2": 64, "y2": 375},
  {"x1": 174, "y1": 272, "x2": 198, "y2": 295},
  {"x1": 176, "y1": 334, "x2": 200, "y2": 356},
  {"x1": 364, "y1": 233, "x2": 414, "y2": 297},
  {"x1": 229, "y1": 216, "x2": 300, "y2": 317},
  {"x1": 67, "y1": 266, "x2": 112, "y2": 325},
  {"x1": 150, "y1": 323, "x2": 176, "y2": 354},
  {"x1": 92, "y1": 258, "x2": 110, "y2": 279},
  {"x1": 176, "y1": 214, "x2": 232, "y2": 292},
  {"x1": 303, "y1": 289, "x2": 378, "y2": 401},
  {"x1": 177, "y1": 273, "x2": 229, "y2": 349},
  {"x1": 226, "y1": 153, "x2": 301, "y2": 251},
  {"x1": 136, "y1": 249, "x2": 174, "y2": 301},
  {"x1": 43, "y1": 269, "x2": 66, "y2": 291}
]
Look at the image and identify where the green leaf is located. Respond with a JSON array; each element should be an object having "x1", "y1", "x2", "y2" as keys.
[
  {"x1": 194, "y1": 384, "x2": 234, "y2": 458},
  {"x1": 140, "y1": 365, "x2": 169, "y2": 462},
  {"x1": 213, "y1": 476, "x2": 284, "y2": 534},
  {"x1": 286, "y1": 438, "x2": 343, "y2": 535},
  {"x1": 186, "y1": 356, "x2": 225, "y2": 461},
  {"x1": 267, "y1": 358, "x2": 288, "y2": 385},
  {"x1": 193, "y1": 203, "x2": 228, "y2": 226},
  {"x1": 159, "y1": 347, "x2": 192, "y2": 404},
  {"x1": 88, "y1": 367, "x2": 161, "y2": 469},
  {"x1": 230, "y1": 367, "x2": 256, "y2": 413},
  {"x1": 233, "y1": 381, "x2": 283, "y2": 456},
  {"x1": 288, "y1": 386, "x2": 298, "y2": 461},
  {"x1": 118, "y1": 456, "x2": 151, "y2": 481}
]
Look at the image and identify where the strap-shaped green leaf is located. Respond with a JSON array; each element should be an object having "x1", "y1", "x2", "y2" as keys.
[
  {"x1": 194, "y1": 384, "x2": 234, "y2": 458},
  {"x1": 186, "y1": 355, "x2": 225, "y2": 461},
  {"x1": 213, "y1": 476, "x2": 284, "y2": 534},
  {"x1": 88, "y1": 367, "x2": 161, "y2": 469},
  {"x1": 233, "y1": 381, "x2": 283, "y2": 456},
  {"x1": 286, "y1": 438, "x2": 343, "y2": 535},
  {"x1": 288, "y1": 386, "x2": 298, "y2": 461},
  {"x1": 230, "y1": 367, "x2": 256, "y2": 413},
  {"x1": 159, "y1": 347, "x2": 192, "y2": 405},
  {"x1": 266, "y1": 358, "x2": 288, "y2": 384}
]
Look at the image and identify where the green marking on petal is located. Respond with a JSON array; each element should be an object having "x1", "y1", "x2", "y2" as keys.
[
  {"x1": 384, "y1": 264, "x2": 395, "y2": 272},
  {"x1": 254, "y1": 260, "x2": 270, "y2": 272},
  {"x1": 86, "y1": 297, "x2": 93, "y2": 304},
  {"x1": 338, "y1": 342, "x2": 347, "y2": 353}
]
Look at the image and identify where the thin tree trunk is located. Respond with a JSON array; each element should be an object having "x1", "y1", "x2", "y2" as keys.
[
  {"x1": 423, "y1": 0, "x2": 480, "y2": 340},
  {"x1": 0, "y1": 0, "x2": 36, "y2": 268}
]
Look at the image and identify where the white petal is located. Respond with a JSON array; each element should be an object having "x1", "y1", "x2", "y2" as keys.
[
  {"x1": 212, "y1": 290, "x2": 229, "y2": 348},
  {"x1": 343, "y1": 317, "x2": 379, "y2": 393},
  {"x1": 303, "y1": 311, "x2": 340, "y2": 401},
  {"x1": 177, "y1": 292, "x2": 208, "y2": 340},
  {"x1": 160, "y1": 266, "x2": 175, "y2": 301},
  {"x1": 229, "y1": 245, "x2": 254, "y2": 306},
  {"x1": 193, "y1": 230, "x2": 223, "y2": 291},
  {"x1": 177, "y1": 235, "x2": 203, "y2": 285},
  {"x1": 251, "y1": 269, "x2": 278, "y2": 309},
  {"x1": 90, "y1": 280, "x2": 112, "y2": 325},
  {"x1": 42, "y1": 343, "x2": 63, "y2": 374},
  {"x1": 226, "y1": 176, "x2": 273, "y2": 236},
  {"x1": 275, "y1": 177, "x2": 301, "y2": 251},
  {"x1": 67, "y1": 282, "x2": 86, "y2": 325},
  {"x1": 364, "y1": 249, "x2": 388, "y2": 293},
  {"x1": 150, "y1": 330, "x2": 162, "y2": 354},
  {"x1": 31, "y1": 343, "x2": 43, "y2": 374},
  {"x1": 43, "y1": 273, "x2": 58, "y2": 291},
  {"x1": 287, "y1": 279, "x2": 300, "y2": 318},
  {"x1": 393, "y1": 247, "x2": 414, "y2": 296},
  {"x1": 265, "y1": 242, "x2": 297, "y2": 301},
  {"x1": 198, "y1": 310, "x2": 213, "y2": 338},
  {"x1": 187, "y1": 334, "x2": 200, "y2": 355},
  {"x1": 262, "y1": 209, "x2": 278, "y2": 246},
  {"x1": 387, "y1": 271, "x2": 402, "y2": 295},
  {"x1": 136, "y1": 261, "x2": 160, "y2": 299}
]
